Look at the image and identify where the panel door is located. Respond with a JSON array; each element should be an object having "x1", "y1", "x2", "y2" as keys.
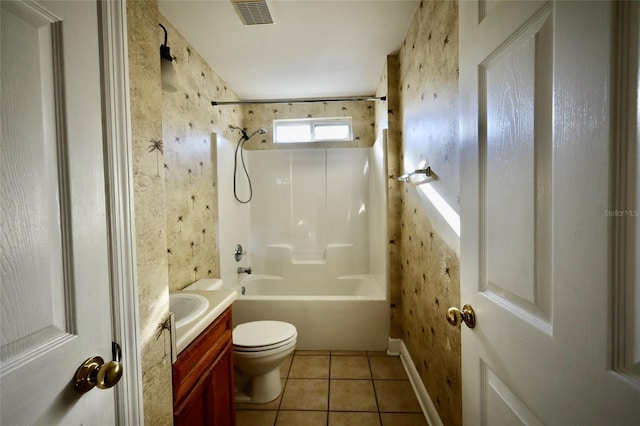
[
  {"x1": 460, "y1": 1, "x2": 640, "y2": 424},
  {"x1": 1, "y1": 1, "x2": 115, "y2": 424}
]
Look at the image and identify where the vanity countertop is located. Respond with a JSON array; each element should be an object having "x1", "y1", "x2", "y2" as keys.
[{"x1": 173, "y1": 289, "x2": 237, "y2": 355}]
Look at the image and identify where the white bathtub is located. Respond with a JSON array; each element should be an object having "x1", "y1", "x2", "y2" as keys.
[{"x1": 230, "y1": 274, "x2": 389, "y2": 351}]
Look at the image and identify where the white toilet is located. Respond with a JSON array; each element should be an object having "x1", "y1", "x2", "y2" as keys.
[{"x1": 232, "y1": 320, "x2": 297, "y2": 403}]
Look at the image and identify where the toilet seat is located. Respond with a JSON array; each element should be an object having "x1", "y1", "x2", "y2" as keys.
[
  {"x1": 234, "y1": 336, "x2": 297, "y2": 354},
  {"x1": 233, "y1": 321, "x2": 297, "y2": 353}
]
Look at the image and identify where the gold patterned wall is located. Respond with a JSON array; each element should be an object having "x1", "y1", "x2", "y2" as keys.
[
  {"x1": 375, "y1": 55, "x2": 404, "y2": 338},
  {"x1": 127, "y1": 3, "x2": 245, "y2": 423},
  {"x1": 159, "y1": 18, "x2": 243, "y2": 291},
  {"x1": 396, "y1": 1, "x2": 462, "y2": 425},
  {"x1": 241, "y1": 100, "x2": 375, "y2": 149},
  {"x1": 126, "y1": 1, "x2": 172, "y2": 424}
]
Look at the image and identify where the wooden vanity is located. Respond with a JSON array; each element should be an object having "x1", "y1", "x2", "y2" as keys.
[
  {"x1": 173, "y1": 307, "x2": 234, "y2": 426},
  {"x1": 171, "y1": 289, "x2": 237, "y2": 426}
]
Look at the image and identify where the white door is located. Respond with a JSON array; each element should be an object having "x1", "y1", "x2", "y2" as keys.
[
  {"x1": 1, "y1": 1, "x2": 117, "y2": 424},
  {"x1": 460, "y1": 0, "x2": 640, "y2": 424}
]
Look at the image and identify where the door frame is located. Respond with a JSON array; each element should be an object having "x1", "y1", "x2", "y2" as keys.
[
  {"x1": 611, "y1": 0, "x2": 640, "y2": 378},
  {"x1": 98, "y1": 1, "x2": 144, "y2": 424}
]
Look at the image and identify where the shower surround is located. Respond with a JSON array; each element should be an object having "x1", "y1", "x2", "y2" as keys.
[{"x1": 219, "y1": 143, "x2": 389, "y2": 350}]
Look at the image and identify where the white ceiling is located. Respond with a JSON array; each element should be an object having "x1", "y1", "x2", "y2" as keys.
[{"x1": 158, "y1": 0, "x2": 419, "y2": 101}]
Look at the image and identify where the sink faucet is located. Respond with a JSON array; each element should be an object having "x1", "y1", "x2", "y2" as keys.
[{"x1": 237, "y1": 267, "x2": 252, "y2": 275}]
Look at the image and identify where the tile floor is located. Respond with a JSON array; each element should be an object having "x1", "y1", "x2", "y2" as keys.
[{"x1": 236, "y1": 350, "x2": 428, "y2": 426}]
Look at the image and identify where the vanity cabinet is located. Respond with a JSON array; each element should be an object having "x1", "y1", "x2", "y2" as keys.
[{"x1": 173, "y1": 307, "x2": 235, "y2": 426}]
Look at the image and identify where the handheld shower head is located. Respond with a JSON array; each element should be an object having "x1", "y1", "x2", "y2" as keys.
[
  {"x1": 248, "y1": 127, "x2": 268, "y2": 139},
  {"x1": 231, "y1": 126, "x2": 267, "y2": 204}
]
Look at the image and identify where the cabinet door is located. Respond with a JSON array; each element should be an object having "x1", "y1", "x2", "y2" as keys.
[
  {"x1": 209, "y1": 342, "x2": 235, "y2": 426},
  {"x1": 172, "y1": 308, "x2": 235, "y2": 425},
  {"x1": 174, "y1": 374, "x2": 210, "y2": 426}
]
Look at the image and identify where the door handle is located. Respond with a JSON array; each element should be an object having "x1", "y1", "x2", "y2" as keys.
[
  {"x1": 446, "y1": 304, "x2": 476, "y2": 329},
  {"x1": 73, "y1": 342, "x2": 123, "y2": 393}
]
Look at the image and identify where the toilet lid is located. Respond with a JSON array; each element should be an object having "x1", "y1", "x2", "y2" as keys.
[{"x1": 233, "y1": 321, "x2": 297, "y2": 348}]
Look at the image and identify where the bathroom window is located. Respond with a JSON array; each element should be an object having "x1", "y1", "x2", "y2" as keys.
[{"x1": 273, "y1": 117, "x2": 352, "y2": 143}]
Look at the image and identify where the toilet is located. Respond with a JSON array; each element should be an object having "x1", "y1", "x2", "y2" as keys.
[{"x1": 232, "y1": 320, "x2": 297, "y2": 403}]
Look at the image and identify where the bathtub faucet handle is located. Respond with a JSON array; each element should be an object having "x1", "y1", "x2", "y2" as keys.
[
  {"x1": 237, "y1": 266, "x2": 252, "y2": 275},
  {"x1": 234, "y1": 244, "x2": 246, "y2": 262}
]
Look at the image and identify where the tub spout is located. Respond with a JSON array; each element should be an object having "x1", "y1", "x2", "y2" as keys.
[{"x1": 237, "y1": 267, "x2": 252, "y2": 274}]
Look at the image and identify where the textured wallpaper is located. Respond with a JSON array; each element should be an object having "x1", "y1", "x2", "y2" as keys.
[
  {"x1": 241, "y1": 100, "x2": 376, "y2": 149},
  {"x1": 397, "y1": 1, "x2": 462, "y2": 425},
  {"x1": 126, "y1": 1, "x2": 172, "y2": 424},
  {"x1": 376, "y1": 55, "x2": 404, "y2": 338},
  {"x1": 127, "y1": 3, "x2": 245, "y2": 423},
  {"x1": 160, "y1": 18, "x2": 243, "y2": 291}
]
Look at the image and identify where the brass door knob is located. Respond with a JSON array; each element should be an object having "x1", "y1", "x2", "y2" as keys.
[
  {"x1": 95, "y1": 359, "x2": 123, "y2": 389},
  {"x1": 73, "y1": 342, "x2": 123, "y2": 393},
  {"x1": 446, "y1": 304, "x2": 476, "y2": 329}
]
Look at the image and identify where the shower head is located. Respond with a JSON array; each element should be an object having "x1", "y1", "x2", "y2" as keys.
[{"x1": 245, "y1": 128, "x2": 267, "y2": 140}]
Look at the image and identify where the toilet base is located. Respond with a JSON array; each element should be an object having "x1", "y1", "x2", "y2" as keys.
[{"x1": 234, "y1": 367, "x2": 282, "y2": 404}]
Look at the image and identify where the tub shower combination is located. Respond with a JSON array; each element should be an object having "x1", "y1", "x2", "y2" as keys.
[
  {"x1": 221, "y1": 143, "x2": 389, "y2": 351},
  {"x1": 233, "y1": 267, "x2": 388, "y2": 351}
]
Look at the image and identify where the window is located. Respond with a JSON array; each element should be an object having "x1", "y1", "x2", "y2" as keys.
[{"x1": 274, "y1": 117, "x2": 352, "y2": 143}]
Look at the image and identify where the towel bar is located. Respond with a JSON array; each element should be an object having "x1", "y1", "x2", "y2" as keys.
[{"x1": 397, "y1": 167, "x2": 432, "y2": 182}]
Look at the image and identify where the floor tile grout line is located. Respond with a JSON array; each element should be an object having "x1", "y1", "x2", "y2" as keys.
[
  {"x1": 326, "y1": 354, "x2": 332, "y2": 425},
  {"x1": 236, "y1": 353, "x2": 425, "y2": 425},
  {"x1": 272, "y1": 354, "x2": 293, "y2": 425},
  {"x1": 367, "y1": 354, "x2": 384, "y2": 425},
  {"x1": 272, "y1": 378, "x2": 284, "y2": 425}
]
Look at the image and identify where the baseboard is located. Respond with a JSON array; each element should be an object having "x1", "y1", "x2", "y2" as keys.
[
  {"x1": 387, "y1": 337, "x2": 401, "y2": 355},
  {"x1": 399, "y1": 340, "x2": 444, "y2": 426}
]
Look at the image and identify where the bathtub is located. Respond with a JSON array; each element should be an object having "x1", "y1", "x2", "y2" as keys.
[{"x1": 230, "y1": 274, "x2": 389, "y2": 351}]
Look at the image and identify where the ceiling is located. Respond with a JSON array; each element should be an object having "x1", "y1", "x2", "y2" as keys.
[{"x1": 158, "y1": 0, "x2": 419, "y2": 101}]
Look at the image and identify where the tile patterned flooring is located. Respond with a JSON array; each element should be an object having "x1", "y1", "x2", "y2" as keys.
[{"x1": 236, "y1": 350, "x2": 428, "y2": 426}]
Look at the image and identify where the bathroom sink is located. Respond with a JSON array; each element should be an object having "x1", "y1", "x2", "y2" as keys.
[
  {"x1": 170, "y1": 293, "x2": 209, "y2": 328},
  {"x1": 183, "y1": 278, "x2": 224, "y2": 291}
]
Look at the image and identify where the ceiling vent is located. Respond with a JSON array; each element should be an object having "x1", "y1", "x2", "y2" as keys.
[{"x1": 231, "y1": 0, "x2": 274, "y2": 26}]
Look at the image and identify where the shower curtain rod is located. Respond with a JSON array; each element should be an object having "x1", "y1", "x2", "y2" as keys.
[{"x1": 211, "y1": 96, "x2": 386, "y2": 106}]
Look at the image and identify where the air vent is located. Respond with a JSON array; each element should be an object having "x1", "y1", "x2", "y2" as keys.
[{"x1": 232, "y1": 0, "x2": 274, "y2": 25}]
